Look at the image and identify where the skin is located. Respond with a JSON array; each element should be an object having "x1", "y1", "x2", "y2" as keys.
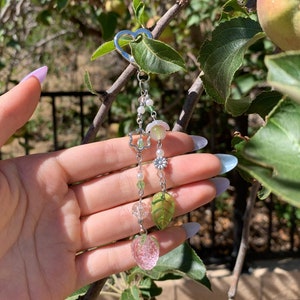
[
  {"x1": 257, "y1": 0, "x2": 300, "y2": 50},
  {"x1": 0, "y1": 78, "x2": 221, "y2": 299}
]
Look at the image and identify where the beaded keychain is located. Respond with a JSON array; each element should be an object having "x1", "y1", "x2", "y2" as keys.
[{"x1": 114, "y1": 29, "x2": 175, "y2": 270}]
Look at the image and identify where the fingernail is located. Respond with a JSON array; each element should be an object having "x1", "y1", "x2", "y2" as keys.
[
  {"x1": 181, "y1": 222, "x2": 200, "y2": 239},
  {"x1": 20, "y1": 66, "x2": 48, "y2": 84},
  {"x1": 215, "y1": 154, "x2": 238, "y2": 174},
  {"x1": 190, "y1": 135, "x2": 208, "y2": 151},
  {"x1": 210, "y1": 177, "x2": 230, "y2": 197}
]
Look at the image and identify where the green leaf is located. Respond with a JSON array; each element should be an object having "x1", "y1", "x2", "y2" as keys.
[
  {"x1": 56, "y1": 0, "x2": 69, "y2": 12},
  {"x1": 98, "y1": 12, "x2": 118, "y2": 40},
  {"x1": 265, "y1": 51, "x2": 300, "y2": 104},
  {"x1": 132, "y1": 0, "x2": 147, "y2": 25},
  {"x1": 91, "y1": 38, "x2": 131, "y2": 60},
  {"x1": 199, "y1": 17, "x2": 264, "y2": 114},
  {"x1": 121, "y1": 286, "x2": 140, "y2": 300},
  {"x1": 247, "y1": 91, "x2": 283, "y2": 118},
  {"x1": 139, "y1": 278, "x2": 162, "y2": 298},
  {"x1": 221, "y1": 0, "x2": 250, "y2": 20},
  {"x1": 237, "y1": 99, "x2": 300, "y2": 208},
  {"x1": 83, "y1": 70, "x2": 100, "y2": 97},
  {"x1": 225, "y1": 97, "x2": 252, "y2": 116},
  {"x1": 130, "y1": 243, "x2": 211, "y2": 289},
  {"x1": 131, "y1": 35, "x2": 186, "y2": 74},
  {"x1": 65, "y1": 285, "x2": 90, "y2": 299}
]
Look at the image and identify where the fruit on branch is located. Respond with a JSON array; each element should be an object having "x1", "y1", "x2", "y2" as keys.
[{"x1": 257, "y1": 0, "x2": 300, "y2": 50}]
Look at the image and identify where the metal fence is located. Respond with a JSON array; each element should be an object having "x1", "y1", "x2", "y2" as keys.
[{"x1": 1, "y1": 91, "x2": 299, "y2": 264}]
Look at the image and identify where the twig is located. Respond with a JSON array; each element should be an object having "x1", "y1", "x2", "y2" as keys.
[
  {"x1": 228, "y1": 181, "x2": 260, "y2": 299},
  {"x1": 79, "y1": 280, "x2": 107, "y2": 300},
  {"x1": 172, "y1": 72, "x2": 204, "y2": 132}
]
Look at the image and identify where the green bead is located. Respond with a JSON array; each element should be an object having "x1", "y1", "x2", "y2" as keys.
[
  {"x1": 150, "y1": 125, "x2": 167, "y2": 141},
  {"x1": 137, "y1": 138, "x2": 144, "y2": 150},
  {"x1": 137, "y1": 180, "x2": 145, "y2": 190},
  {"x1": 151, "y1": 192, "x2": 175, "y2": 230}
]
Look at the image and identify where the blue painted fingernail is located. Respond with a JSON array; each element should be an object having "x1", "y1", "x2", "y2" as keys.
[
  {"x1": 20, "y1": 66, "x2": 48, "y2": 84},
  {"x1": 190, "y1": 135, "x2": 208, "y2": 151},
  {"x1": 215, "y1": 154, "x2": 238, "y2": 174},
  {"x1": 210, "y1": 177, "x2": 230, "y2": 197},
  {"x1": 181, "y1": 222, "x2": 200, "y2": 239}
]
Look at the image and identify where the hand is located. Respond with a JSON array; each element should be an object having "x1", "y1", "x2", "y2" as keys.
[{"x1": 0, "y1": 71, "x2": 232, "y2": 299}]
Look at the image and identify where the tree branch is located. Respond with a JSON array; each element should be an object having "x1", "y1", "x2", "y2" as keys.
[
  {"x1": 172, "y1": 72, "x2": 204, "y2": 132},
  {"x1": 82, "y1": 0, "x2": 190, "y2": 144},
  {"x1": 228, "y1": 181, "x2": 260, "y2": 300}
]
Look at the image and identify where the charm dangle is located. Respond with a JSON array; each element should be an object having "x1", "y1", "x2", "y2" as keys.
[
  {"x1": 144, "y1": 99, "x2": 175, "y2": 230},
  {"x1": 114, "y1": 27, "x2": 176, "y2": 269},
  {"x1": 126, "y1": 68, "x2": 160, "y2": 270}
]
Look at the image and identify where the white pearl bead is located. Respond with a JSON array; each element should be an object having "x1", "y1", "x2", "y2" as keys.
[
  {"x1": 137, "y1": 106, "x2": 145, "y2": 114},
  {"x1": 156, "y1": 148, "x2": 164, "y2": 157},
  {"x1": 146, "y1": 98, "x2": 154, "y2": 106},
  {"x1": 137, "y1": 171, "x2": 144, "y2": 180}
]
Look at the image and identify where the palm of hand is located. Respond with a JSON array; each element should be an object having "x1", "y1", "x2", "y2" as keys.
[
  {"x1": 0, "y1": 78, "x2": 222, "y2": 299},
  {"x1": 0, "y1": 156, "x2": 80, "y2": 299}
]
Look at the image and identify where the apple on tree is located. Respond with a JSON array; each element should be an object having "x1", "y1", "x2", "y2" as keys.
[{"x1": 257, "y1": 0, "x2": 300, "y2": 50}]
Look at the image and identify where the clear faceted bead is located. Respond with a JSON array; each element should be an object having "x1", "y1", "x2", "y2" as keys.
[{"x1": 132, "y1": 202, "x2": 149, "y2": 219}]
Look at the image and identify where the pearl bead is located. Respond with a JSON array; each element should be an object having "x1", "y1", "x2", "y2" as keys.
[
  {"x1": 137, "y1": 106, "x2": 145, "y2": 114},
  {"x1": 156, "y1": 148, "x2": 164, "y2": 157},
  {"x1": 137, "y1": 171, "x2": 144, "y2": 180},
  {"x1": 146, "y1": 98, "x2": 154, "y2": 106}
]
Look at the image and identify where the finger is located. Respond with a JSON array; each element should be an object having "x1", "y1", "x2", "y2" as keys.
[
  {"x1": 79, "y1": 179, "x2": 216, "y2": 250},
  {"x1": 0, "y1": 77, "x2": 41, "y2": 147},
  {"x1": 75, "y1": 225, "x2": 187, "y2": 289},
  {"x1": 73, "y1": 153, "x2": 221, "y2": 216},
  {"x1": 55, "y1": 132, "x2": 195, "y2": 183}
]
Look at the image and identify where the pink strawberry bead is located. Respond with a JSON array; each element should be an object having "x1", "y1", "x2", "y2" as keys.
[{"x1": 131, "y1": 234, "x2": 160, "y2": 270}]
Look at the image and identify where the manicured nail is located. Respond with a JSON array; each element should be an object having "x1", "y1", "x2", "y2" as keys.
[
  {"x1": 210, "y1": 177, "x2": 230, "y2": 197},
  {"x1": 181, "y1": 222, "x2": 200, "y2": 239},
  {"x1": 190, "y1": 135, "x2": 208, "y2": 151},
  {"x1": 20, "y1": 66, "x2": 48, "y2": 84},
  {"x1": 215, "y1": 154, "x2": 238, "y2": 174}
]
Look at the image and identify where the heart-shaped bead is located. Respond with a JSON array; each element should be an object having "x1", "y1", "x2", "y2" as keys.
[{"x1": 114, "y1": 28, "x2": 153, "y2": 64}]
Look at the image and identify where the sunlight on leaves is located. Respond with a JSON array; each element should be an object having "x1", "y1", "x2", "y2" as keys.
[
  {"x1": 237, "y1": 99, "x2": 300, "y2": 208},
  {"x1": 265, "y1": 51, "x2": 300, "y2": 104}
]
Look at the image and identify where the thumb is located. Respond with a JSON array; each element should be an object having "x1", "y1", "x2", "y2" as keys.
[{"x1": 0, "y1": 67, "x2": 47, "y2": 147}]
